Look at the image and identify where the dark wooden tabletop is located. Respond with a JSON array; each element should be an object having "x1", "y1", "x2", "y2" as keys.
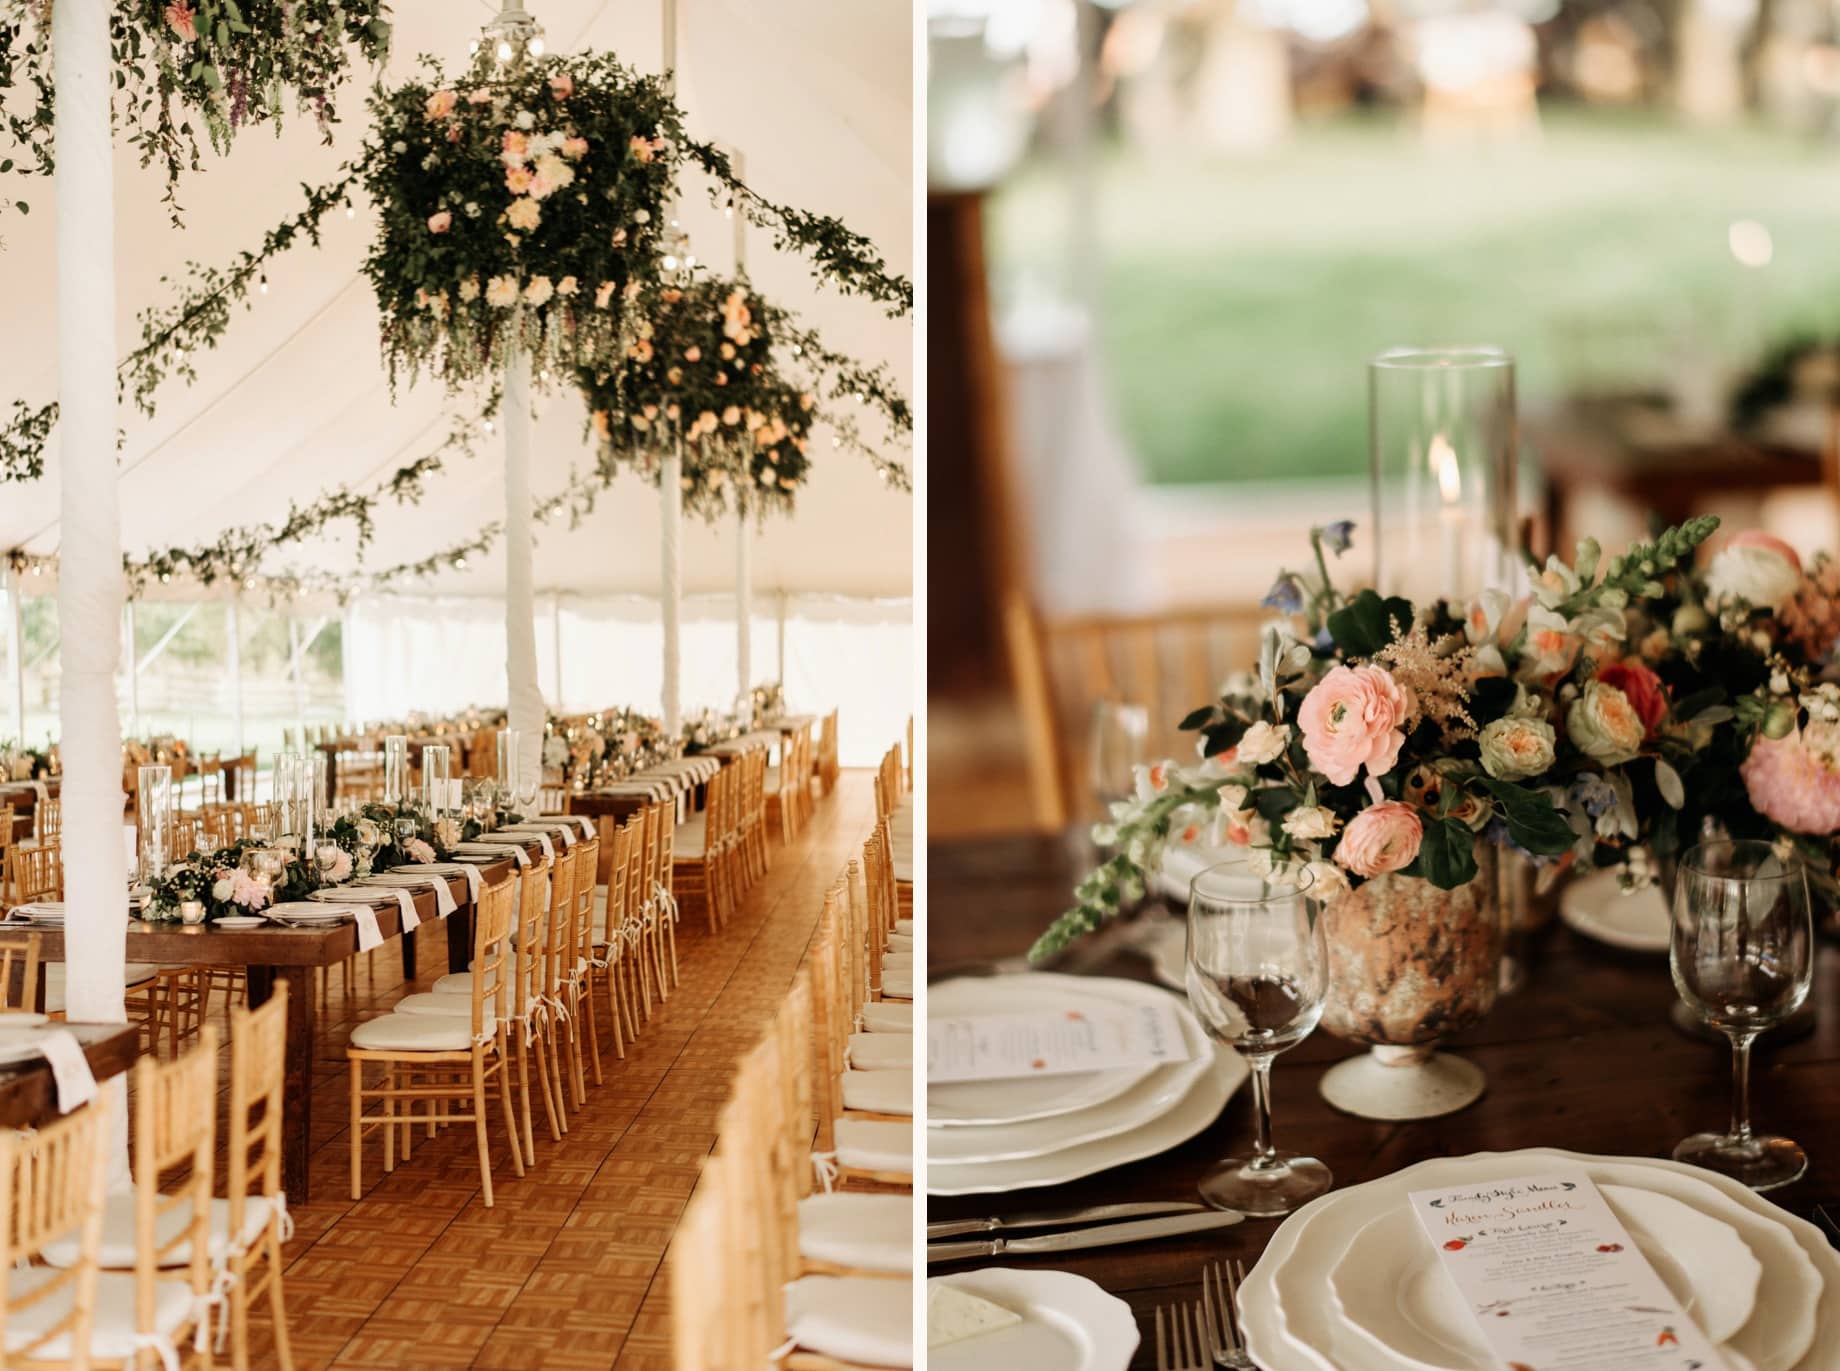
[
  {"x1": 0, "y1": 1022, "x2": 139, "y2": 1129},
  {"x1": 927, "y1": 829, "x2": 1840, "y2": 1369}
]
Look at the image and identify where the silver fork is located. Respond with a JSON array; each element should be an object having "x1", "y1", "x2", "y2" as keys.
[
  {"x1": 1154, "y1": 1299, "x2": 1210, "y2": 1371},
  {"x1": 1201, "y1": 1258, "x2": 1256, "y2": 1369}
]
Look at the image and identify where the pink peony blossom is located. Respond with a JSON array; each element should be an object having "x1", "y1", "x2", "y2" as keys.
[
  {"x1": 1333, "y1": 801, "x2": 1424, "y2": 878},
  {"x1": 1297, "y1": 664, "x2": 1415, "y2": 787},
  {"x1": 427, "y1": 211, "x2": 452, "y2": 234},
  {"x1": 1741, "y1": 725, "x2": 1840, "y2": 835},
  {"x1": 321, "y1": 847, "x2": 353, "y2": 883},
  {"x1": 230, "y1": 870, "x2": 270, "y2": 911},
  {"x1": 405, "y1": 838, "x2": 436, "y2": 864},
  {"x1": 164, "y1": 1, "x2": 197, "y2": 42}
]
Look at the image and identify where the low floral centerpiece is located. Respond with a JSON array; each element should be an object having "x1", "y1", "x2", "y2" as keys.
[
  {"x1": 545, "y1": 709, "x2": 672, "y2": 789},
  {"x1": 1037, "y1": 516, "x2": 1720, "y2": 1119},
  {"x1": 146, "y1": 840, "x2": 314, "y2": 922}
]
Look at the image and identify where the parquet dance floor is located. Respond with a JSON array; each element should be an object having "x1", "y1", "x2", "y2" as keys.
[{"x1": 202, "y1": 771, "x2": 879, "y2": 1369}]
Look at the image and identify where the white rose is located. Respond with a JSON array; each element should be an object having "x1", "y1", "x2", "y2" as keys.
[
  {"x1": 1303, "y1": 860, "x2": 1350, "y2": 899},
  {"x1": 1281, "y1": 805, "x2": 1340, "y2": 841},
  {"x1": 1215, "y1": 783, "x2": 1249, "y2": 814},
  {"x1": 211, "y1": 877, "x2": 233, "y2": 902},
  {"x1": 515, "y1": 109, "x2": 535, "y2": 130},
  {"x1": 1706, "y1": 538, "x2": 1802, "y2": 611},
  {"x1": 1235, "y1": 721, "x2": 1292, "y2": 767}
]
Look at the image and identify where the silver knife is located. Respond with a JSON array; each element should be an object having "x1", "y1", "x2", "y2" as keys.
[
  {"x1": 927, "y1": 1201, "x2": 1205, "y2": 1241},
  {"x1": 927, "y1": 1209, "x2": 1243, "y2": 1264}
]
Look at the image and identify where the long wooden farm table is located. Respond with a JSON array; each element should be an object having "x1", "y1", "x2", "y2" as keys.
[{"x1": 16, "y1": 846, "x2": 538, "y2": 1200}]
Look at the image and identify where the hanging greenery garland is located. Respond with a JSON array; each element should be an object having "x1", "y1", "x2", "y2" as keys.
[
  {"x1": 579, "y1": 275, "x2": 909, "y2": 519},
  {"x1": 0, "y1": 0, "x2": 390, "y2": 220}
]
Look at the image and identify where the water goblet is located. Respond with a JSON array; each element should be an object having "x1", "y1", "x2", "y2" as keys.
[
  {"x1": 1671, "y1": 839, "x2": 1814, "y2": 1191},
  {"x1": 1090, "y1": 700, "x2": 1150, "y2": 817},
  {"x1": 1186, "y1": 861, "x2": 1332, "y2": 1216}
]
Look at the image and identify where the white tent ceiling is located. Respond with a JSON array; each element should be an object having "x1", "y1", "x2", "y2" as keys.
[{"x1": 0, "y1": 0, "x2": 913, "y2": 602}]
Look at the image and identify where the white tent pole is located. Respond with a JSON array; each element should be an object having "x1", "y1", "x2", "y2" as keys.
[
  {"x1": 124, "y1": 603, "x2": 139, "y2": 738},
  {"x1": 136, "y1": 601, "x2": 200, "y2": 675},
  {"x1": 288, "y1": 614, "x2": 306, "y2": 746},
  {"x1": 661, "y1": 430, "x2": 683, "y2": 734},
  {"x1": 550, "y1": 591, "x2": 564, "y2": 711},
  {"x1": 736, "y1": 496, "x2": 752, "y2": 700},
  {"x1": 6, "y1": 569, "x2": 25, "y2": 744},
  {"x1": 52, "y1": 0, "x2": 131, "y2": 1168},
  {"x1": 504, "y1": 344, "x2": 545, "y2": 790},
  {"x1": 226, "y1": 596, "x2": 245, "y2": 757},
  {"x1": 341, "y1": 599, "x2": 359, "y2": 726}
]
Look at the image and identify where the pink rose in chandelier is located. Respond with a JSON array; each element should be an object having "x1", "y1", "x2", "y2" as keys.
[
  {"x1": 424, "y1": 89, "x2": 458, "y2": 121},
  {"x1": 549, "y1": 73, "x2": 574, "y2": 99},
  {"x1": 1298, "y1": 664, "x2": 1416, "y2": 787},
  {"x1": 1741, "y1": 723, "x2": 1840, "y2": 835},
  {"x1": 501, "y1": 130, "x2": 530, "y2": 166},
  {"x1": 164, "y1": 1, "x2": 198, "y2": 42},
  {"x1": 505, "y1": 164, "x2": 535, "y2": 195},
  {"x1": 629, "y1": 134, "x2": 656, "y2": 163},
  {"x1": 427, "y1": 211, "x2": 452, "y2": 234},
  {"x1": 562, "y1": 136, "x2": 589, "y2": 160}
]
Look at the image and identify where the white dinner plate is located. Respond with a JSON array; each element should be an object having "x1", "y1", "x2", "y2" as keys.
[
  {"x1": 1560, "y1": 868, "x2": 1671, "y2": 953},
  {"x1": 1329, "y1": 1183, "x2": 1763, "y2": 1370},
  {"x1": 307, "y1": 890, "x2": 386, "y2": 906},
  {"x1": 0, "y1": 1014, "x2": 49, "y2": 1029},
  {"x1": 1242, "y1": 1149, "x2": 1829, "y2": 1371},
  {"x1": 927, "y1": 1035, "x2": 1243, "y2": 1196},
  {"x1": 265, "y1": 902, "x2": 351, "y2": 923},
  {"x1": 0, "y1": 1033, "x2": 50, "y2": 1066},
  {"x1": 213, "y1": 916, "x2": 265, "y2": 929},
  {"x1": 928, "y1": 1269, "x2": 1137, "y2": 1371},
  {"x1": 928, "y1": 990, "x2": 1216, "y2": 1164},
  {"x1": 928, "y1": 975, "x2": 1172, "y2": 1128}
]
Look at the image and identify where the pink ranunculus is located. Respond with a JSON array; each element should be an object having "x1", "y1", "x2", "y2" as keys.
[
  {"x1": 1596, "y1": 660, "x2": 1668, "y2": 737},
  {"x1": 1741, "y1": 726, "x2": 1840, "y2": 835},
  {"x1": 424, "y1": 89, "x2": 458, "y2": 121},
  {"x1": 164, "y1": 0, "x2": 197, "y2": 42},
  {"x1": 427, "y1": 211, "x2": 453, "y2": 234},
  {"x1": 1297, "y1": 664, "x2": 1415, "y2": 787},
  {"x1": 1333, "y1": 801, "x2": 1424, "y2": 878}
]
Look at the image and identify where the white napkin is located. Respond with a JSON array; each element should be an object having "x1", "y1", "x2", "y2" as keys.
[
  {"x1": 458, "y1": 841, "x2": 529, "y2": 869},
  {"x1": 317, "y1": 888, "x2": 413, "y2": 936},
  {"x1": 30, "y1": 781, "x2": 47, "y2": 805},
  {"x1": 545, "y1": 814, "x2": 596, "y2": 841},
  {"x1": 369, "y1": 872, "x2": 457, "y2": 919},
  {"x1": 351, "y1": 904, "x2": 384, "y2": 951},
  {"x1": 36, "y1": 1029, "x2": 98, "y2": 1114},
  {"x1": 510, "y1": 823, "x2": 572, "y2": 849},
  {"x1": 403, "y1": 861, "x2": 482, "y2": 901}
]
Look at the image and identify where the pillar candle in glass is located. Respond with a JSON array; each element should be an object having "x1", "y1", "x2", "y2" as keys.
[
  {"x1": 136, "y1": 764, "x2": 172, "y2": 885},
  {"x1": 383, "y1": 735, "x2": 410, "y2": 806},
  {"x1": 274, "y1": 753, "x2": 299, "y2": 844},
  {"x1": 1368, "y1": 346, "x2": 1517, "y2": 607},
  {"x1": 496, "y1": 730, "x2": 519, "y2": 806},
  {"x1": 297, "y1": 753, "x2": 318, "y2": 868},
  {"x1": 423, "y1": 744, "x2": 452, "y2": 816}
]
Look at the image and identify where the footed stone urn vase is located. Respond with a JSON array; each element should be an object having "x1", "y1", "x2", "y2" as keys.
[{"x1": 1317, "y1": 851, "x2": 1502, "y2": 1120}]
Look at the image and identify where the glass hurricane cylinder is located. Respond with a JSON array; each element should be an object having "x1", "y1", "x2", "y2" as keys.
[
  {"x1": 422, "y1": 744, "x2": 452, "y2": 816},
  {"x1": 1369, "y1": 346, "x2": 1517, "y2": 607},
  {"x1": 136, "y1": 764, "x2": 172, "y2": 885},
  {"x1": 383, "y1": 735, "x2": 410, "y2": 806},
  {"x1": 273, "y1": 754, "x2": 300, "y2": 844},
  {"x1": 496, "y1": 729, "x2": 519, "y2": 803}
]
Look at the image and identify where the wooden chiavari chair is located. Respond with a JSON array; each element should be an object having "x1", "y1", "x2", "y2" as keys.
[
  {"x1": 588, "y1": 819, "x2": 631, "y2": 1062},
  {"x1": 34, "y1": 1033, "x2": 216, "y2": 1369},
  {"x1": 861, "y1": 829, "x2": 910, "y2": 1004},
  {"x1": 34, "y1": 795, "x2": 61, "y2": 847},
  {"x1": 567, "y1": 833, "x2": 604, "y2": 1087},
  {"x1": 429, "y1": 860, "x2": 558, "y2": 1162},
  {"x1": 347, "y1": 874, "x2": 524, "y2": 1206},
  {"x1": 231, "y1": 754, "x2": 256, "y2": 806},
  {"x1": 223, "y1": 988, "x2": 295, "y2": 1371},
  {"x1": 0, "y1": 1089, "x2": 111, "y2": 1368},
  {"x1": 654, "y1": 800, "x2": 681, "y2": 990},
  {"x1": 673, "y1": 775, "x2": 728, "y2": 936},
  {"x1": 6, "y1": 840, "x2": 61, "y2": 908},
  {"x1": 0, "y1": 930, "x2": 39, "y2": 1013},
  {"x1": 764, "y1": 738, "x2": 798, "y2": 846},
  {"x1": 196, "y1": 756, "x2": 223, "y2": 810},
  {"x1": 808, "y1": 885, "x2": 911, "y2": 1192},
  {"x1": 547, "y1": 848, "x2": 590, "y2": 1110},
  {"x1": 844, "y1": 862, "x2": 908, "y2": 1037},
  {"x1": 741, "y1": 749, "x2": 769, "y2": 884}
]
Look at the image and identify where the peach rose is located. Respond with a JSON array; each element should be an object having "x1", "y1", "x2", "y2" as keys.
[
  {"x1": 1297, "y1": 664, "x2": 1414, "y2": 787},
  {"x1": 424, "y1": 89, "x2": 458, "y2": 121},
  {"x1": 1333, "y1": 802, "x2": 1423, "y2": 878},
  {"x1": 1741, "y1": 724, "x2": 1840, "y2": 835},
  {"x1": 1566, "y1": 680, "x2": 1645, "y2": 765},
  {"x1": 427, "y1": 211, "x2": 452, "y2": 234},
  {"x1": 1596, "y1": 661, "x2": 1667, "y2": 737}
]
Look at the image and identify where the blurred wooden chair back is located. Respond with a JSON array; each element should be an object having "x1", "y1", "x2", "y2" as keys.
[{"x1": 1005, "y1": 595, "x2": 1267, "y2": 829}]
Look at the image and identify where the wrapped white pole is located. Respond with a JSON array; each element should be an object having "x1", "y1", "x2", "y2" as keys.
[
  {"x1": 504, "y1": 344, "x2": 545, "y2": 791},
  {"x1": 54, "y1": 0, "x2": 131, "y2": 1185},
  {"x1": 661, "y1": 429, "x2": 683, "y2": 734},
  {"x1": 124, "y1": 603, "x2": 139, "y2": 736}
]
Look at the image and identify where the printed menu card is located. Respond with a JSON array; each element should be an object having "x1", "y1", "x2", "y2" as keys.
[
  {"x1": 1409, "y1": 1172, "x2": 1729, "y2": 1371},
  {"x1": 926, "y1": 1001, "x2": 1189, "y2": 1084}
]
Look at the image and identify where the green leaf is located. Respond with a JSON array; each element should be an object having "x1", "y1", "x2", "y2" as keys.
[
  {"x1": 1476, "y1": 778, "x2": 1575, "y2": 855},
  {"x1": 1326, "y1": 589, "x2": 1413, "y2": 658},
  {"x1": 1673, "y1": 686, "x2": 1725, "y2": 720},
  {"x1": 14, "y1": 202, "x2": 26, "y2": 216},
  {"x1": 1653, "y1": 757, "x2": 1685, "y2": 810},
  {"x1": 1178, "y1": 705, "x2": 1217, "y2": 732},
  {"x1": 1410, "y1": 818, "x2": 1479, "y2": 889}
]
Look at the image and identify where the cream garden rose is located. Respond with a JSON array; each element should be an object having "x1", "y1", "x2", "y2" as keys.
[
  {"x1": 1280, "y1": 805, "x2": 1340, "y2": 842},
  {"x1": 1478, "y1": 716, "x2": 1557, "y2": 781},
  {"x1": 1706, "y1": 531, "x2": 1802, "y2": 611},
  {"x1": 1234, "y1": 721, "x2": 1291, "y2": 767},
  {"x1": 1566, "y1": 680, "x2": 1645, "y2": 765}
]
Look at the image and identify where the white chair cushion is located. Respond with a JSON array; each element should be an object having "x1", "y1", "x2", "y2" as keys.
[
  {"x1": 847, "y1": 1033, "x2": 911, "y2": 1071},
  {"x1": 784, "y1": 1275, "x2": 912, "y2": 1369},
  {"x1": 46, "y1": 964, "x2": 157, "y2": 1014},
  {"x1": 894, "y1": 918, "x2": 913, "y2": 936},
  {"x1": 674, "y1": 813, "x2": 708, "y2": 859},
  {"x1": 393, "y1": 991, "x2": 487, "y2": 1019},
  {"x1": 861, "y1": 1002, "x2": 912, "y2": 1034},
  {"x1": 892, "y1": 857, "x2": 913, "y2": 883},
  {"x1": 882, "y1": 970, "x2": 912, "y2": 1000},
  {"x1": 887, "y1": 933, "x2": 913, "y2": 952},
  {"x1": 429, "y1": 971, "x2": 474, "y2": 996},
  {"x1": 882, "y1": 953, "x2": 913, "y2": 972},
  {"x1": 834, "y1": 1119, "x2": 912, "y2": 1176},
  {"x1": 41, "y1": 1194, "x2": 276, "y2": 1270},
  {"x1": 797, "y1": 1193, "x2": 911, "y2": 1274},
  {"x1": 841, "y1": 1068, "x2": 911, "y2": 1117},
  {"x1": 5, "y1": 1268, "x2": 194, "y2": 1362},
  {"x1": 348, "y1": 1011, "x2": 491, "y2": 1052}
]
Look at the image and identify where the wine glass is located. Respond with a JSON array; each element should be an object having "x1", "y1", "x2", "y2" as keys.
[
  {"x1": 1670, "y1": 839, "x2": 1814, "y2": 1191},
  {"x1": 1186, "y1": 861, "x2": 1332, "y2": 1216},
  {"x1": 1089, "y1": 700, "x2": 1149, "y2": 818}
]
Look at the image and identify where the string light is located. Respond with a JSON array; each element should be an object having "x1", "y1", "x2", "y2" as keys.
[{"x1": 258, "y1": 275, "x2": 269, "y2": 295}]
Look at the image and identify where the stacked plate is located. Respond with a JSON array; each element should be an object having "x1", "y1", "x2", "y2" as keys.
[
  {"x1": 1241, "y1": 1147, "x2": 1840, "y2": 1370},
  {"x1": 266, "y1": 900, "x2": 353, "y2": 924},
  {"x1": 928, "y1": 1269, "x2": 1137, "y2": 1370},
  {"x1": 9, "y1": 901, "x2": 64, "y2": 926},
  {"x1": 1560, "y1": 867, "x2": 1672, "y2": 953},
  {"x1": 927, "y1": 973, "x2": 1245, "y2": 1196}
]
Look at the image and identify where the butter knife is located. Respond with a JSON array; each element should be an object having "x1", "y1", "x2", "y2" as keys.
[
  {"x1": 927, "y1": 1209, "x2": 1243, "y2": 1264},
  {"x1": 927, "y1": 1201, "x2": 1205, "y2": 1241}
]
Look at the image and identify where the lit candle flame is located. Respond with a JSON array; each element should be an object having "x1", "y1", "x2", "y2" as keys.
[{"x1": 1429, "y1": 434, "x2": 1461, "y2": 504}]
